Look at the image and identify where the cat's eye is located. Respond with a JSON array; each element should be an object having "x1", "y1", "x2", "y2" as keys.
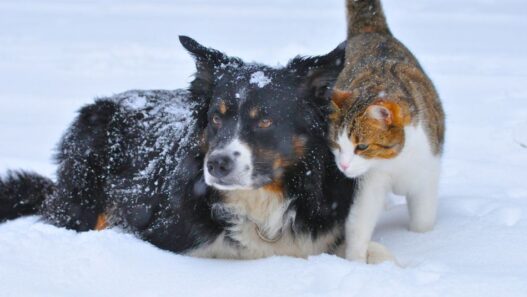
[
  {"x1": 356, "y1": 144, "x2": 369, "y2": 151},
  {"x1": 212, "y1": 114, "x2": 222, "y2": 127},
  {"x1": 258, "y1": 118, "x2": 273, "y2": 129}
]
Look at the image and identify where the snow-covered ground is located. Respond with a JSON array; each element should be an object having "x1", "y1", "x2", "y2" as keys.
[{"x1": 1, "y1": 0, "x2": 527, "y2": 296}]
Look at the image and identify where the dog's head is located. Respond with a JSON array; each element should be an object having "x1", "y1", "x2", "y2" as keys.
[{"x1": 180, "y1": 36, "x2": 344, "y2": 191}]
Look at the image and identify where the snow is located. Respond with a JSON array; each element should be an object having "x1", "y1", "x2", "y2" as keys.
[
  {"x1": 250, "y1": 71, "x2": 272, "y2": 88},
  {"x1": 120, "y1": 93, "x2": 148, "y2": 110},
  {"x1": 1, "y1": 0, "x2": 527, "y2": 296},
  {"x1": 106, "y1": 89, "x2": 197, "y2": 200},
  {"x1": 514, "y1": 121, "x2": 527, "y2": 148}
]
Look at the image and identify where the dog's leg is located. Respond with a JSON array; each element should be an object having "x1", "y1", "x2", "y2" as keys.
[{"x1": 345, "y1": 171, "x2": 390, "y2": 262}]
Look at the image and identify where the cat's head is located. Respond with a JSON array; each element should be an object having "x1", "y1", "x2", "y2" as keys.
[{"x1": 329, "y1": 89, "x2": 411, "y2": 178}]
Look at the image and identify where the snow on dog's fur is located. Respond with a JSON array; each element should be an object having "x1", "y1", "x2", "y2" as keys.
[{"x1": 0, "y1": 36, "x2": 371, "y2": 259}]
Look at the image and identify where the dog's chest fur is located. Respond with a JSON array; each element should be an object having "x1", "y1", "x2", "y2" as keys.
[{"x1": 188, "y1": 188, "x2": 340, "y2": 259}]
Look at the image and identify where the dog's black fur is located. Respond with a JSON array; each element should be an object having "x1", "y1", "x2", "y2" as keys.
[{"x1": 0, "y1": 36, "x2": 357, "y2": 258}]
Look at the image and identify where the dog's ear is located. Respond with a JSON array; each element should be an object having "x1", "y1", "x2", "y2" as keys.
[
  {"x1": 289, "y1": 42, "x2": 346, "y2": 106},
  {"x1": 180, "y1": 36, "x2": 233, "y2": 73},
  {"x1": 179, "y1": 36, "x2": 243, "y2": 95},
  {"x1": 179, "y1": 36, "x2": 244, "y2": 129}
]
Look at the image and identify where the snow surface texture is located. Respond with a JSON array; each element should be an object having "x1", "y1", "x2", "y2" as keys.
[{"x1": 1, "y1": 0, "x2": 527, "y2": 296}]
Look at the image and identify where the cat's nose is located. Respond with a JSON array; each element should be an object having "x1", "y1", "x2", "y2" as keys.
[{"x1": 339, "y1": 162, "x2": 350, "y2": 171}]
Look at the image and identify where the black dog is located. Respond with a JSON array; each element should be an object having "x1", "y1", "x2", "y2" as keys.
[{"x1": 0, "y1": 36, "x2": 356, "y2": 259}]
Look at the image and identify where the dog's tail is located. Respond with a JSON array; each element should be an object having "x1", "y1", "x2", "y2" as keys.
[
  {"x1": 0, "y1": 171, "x2": 55, "y2": 222},
  {"x1": 346, "y1": 0, "x2": 391, "y2": 37}
]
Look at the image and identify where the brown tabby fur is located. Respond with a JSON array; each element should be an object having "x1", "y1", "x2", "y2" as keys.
[{"x1": 331, "y1": 0, "x2": 445, "y2": 157}]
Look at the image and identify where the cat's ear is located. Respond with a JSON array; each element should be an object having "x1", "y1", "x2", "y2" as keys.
[
  {"x1": 367, "y1": 104, "x2": 393, "y2": 126},
  {"x1": 367, "y1": 101, "x2": 411, "y2": 127},
  {"x1": 331, "y1": 89, "x2": 351, "y2": 109}
]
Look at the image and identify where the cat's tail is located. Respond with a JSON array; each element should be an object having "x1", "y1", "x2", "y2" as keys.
[
  {"x1": 346, "y1": 0, "x2": 392, "y2": 37},
  {"x1": 0, "y1": 171, "x2": 55, "y2": 222}
]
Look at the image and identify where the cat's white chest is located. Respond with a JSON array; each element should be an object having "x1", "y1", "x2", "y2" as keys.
[{"x1": 380, "y1": 125, "x2": 439, "y2": 195}]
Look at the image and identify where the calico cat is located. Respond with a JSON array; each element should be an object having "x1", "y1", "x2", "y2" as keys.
[{"x1": 329, "y1": 0, "x2": 445, "y2": 262}]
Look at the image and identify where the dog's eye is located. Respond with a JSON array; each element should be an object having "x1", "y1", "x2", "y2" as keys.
[
  {"x1": 258, "y1": 118, "x2": 273, "y2": 129},
  {"x1": 356, "y1": 144, "x2": 369, "y2": 151},
  {"x1": 212, "y1": 114, "x2": 222, "y2": 127}
]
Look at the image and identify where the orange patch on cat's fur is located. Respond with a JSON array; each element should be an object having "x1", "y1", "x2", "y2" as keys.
[
  {"x1": 330, "y1": 88, "x2": 413, "y2": 160},
  {"x1": 367, "y1": 100, "x2": 411, "y2": 127},
  {"x1": 353, "y1": 100, "x2": 411, "y2": 160},
  {"x1": 331, "y1": 89, "x2": 351, "y2": 110}
]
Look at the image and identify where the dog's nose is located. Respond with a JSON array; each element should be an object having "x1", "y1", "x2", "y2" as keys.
[{"x1": 207, "y1": 154, "x2": 235, "y2": 178}]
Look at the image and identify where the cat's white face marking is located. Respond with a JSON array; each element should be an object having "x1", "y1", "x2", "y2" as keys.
[{"x1": 332, "y1": 128, "x2": 374, "y2": 178}]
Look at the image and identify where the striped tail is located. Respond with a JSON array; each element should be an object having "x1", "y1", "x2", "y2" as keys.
[{"x1": 346, "y1": 0, "x2": 391, "y2": 37}]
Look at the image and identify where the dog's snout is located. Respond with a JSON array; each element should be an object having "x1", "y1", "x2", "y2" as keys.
[
  {"x1": 207, "y1": 154, "x2": 234, "y2": 178},
  {"x1": 204, "y1": 139, "x2": 253, "y2": 189}
]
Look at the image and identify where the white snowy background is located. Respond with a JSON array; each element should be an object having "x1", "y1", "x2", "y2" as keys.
[{"x1": 1, "y1": 0, "x2": 527, "y2": 296}]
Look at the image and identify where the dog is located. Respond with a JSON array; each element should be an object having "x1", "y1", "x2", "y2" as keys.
[{"x1": 0, "y1": 36, "x2": 359, "y2": 259}]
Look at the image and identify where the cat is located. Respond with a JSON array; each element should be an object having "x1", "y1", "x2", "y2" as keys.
[{"x1": 329, "y1": 0, "x2": 445, "y2": 262}]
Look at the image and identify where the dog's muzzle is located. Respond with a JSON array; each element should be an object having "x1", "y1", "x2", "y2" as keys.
[
  {"x1": 206, "y1": 154, "x2": 234, "y2": 178},
  {"x1": 204, "y1": 138, "x2": 254, "y2": 190}
]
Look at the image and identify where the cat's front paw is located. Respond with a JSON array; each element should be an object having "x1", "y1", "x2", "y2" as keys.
[
  {"x1": 366, "y1": 241, "x2": 397, "y2": 265},
  {"x1": 345, "y1": 245, "x2": 368, "y2": 263}
]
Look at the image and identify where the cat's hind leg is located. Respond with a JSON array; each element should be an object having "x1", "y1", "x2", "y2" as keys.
[{"x1": 406, "y1": 158, "x2": 440, "y2": 233}]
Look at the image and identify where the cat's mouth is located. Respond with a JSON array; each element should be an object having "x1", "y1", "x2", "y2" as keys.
[
  {"x1": 335, "y1": 156, "x2": 371, "y2": 178},
  {"x1": 340, "y1": 166, "x2": 370, "y2": 178}
]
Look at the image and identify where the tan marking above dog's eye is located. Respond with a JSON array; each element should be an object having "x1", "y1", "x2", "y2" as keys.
[
  {"x1": 218, "y1": 100, "x2": 228, "y2": 114},
  {"x1": 258, "y1": 118, "x2": 273, "y2": 129}
]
